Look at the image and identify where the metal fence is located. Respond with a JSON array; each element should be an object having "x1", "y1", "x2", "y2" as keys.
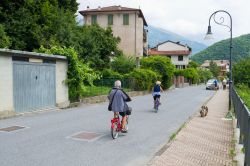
[{"x1": 232, "y1": 88, "x2": 250, "y2": 165}]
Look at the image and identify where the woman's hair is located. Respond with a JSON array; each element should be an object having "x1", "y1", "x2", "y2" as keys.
[{"x1": 114, "y1": 80, "x2": 121, "y2": 88}]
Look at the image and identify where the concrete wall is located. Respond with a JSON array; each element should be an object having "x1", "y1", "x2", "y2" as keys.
[
  {"x1": 158, "y1": 42, "x2": 189, "y2": 51},
  {"x1": 56, "y1": 60, "x2": 69, "y2": 108},
  {"x1": 0, "y1": 49, "x2": 69, "y2": 114},
  {"x1": 84, "y1": 12, "x2": 145, "y2": 57},
  {"x1": 0, "y1": 55, "x2": 14, "y2": 112}
]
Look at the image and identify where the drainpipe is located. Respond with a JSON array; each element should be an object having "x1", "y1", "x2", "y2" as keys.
[{"x1": 135, "y1": 12, "x2": 139, "y2": 68}]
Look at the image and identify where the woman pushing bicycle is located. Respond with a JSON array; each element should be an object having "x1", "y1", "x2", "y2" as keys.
[{"x1": 108, "y1": 80, "x2": 131, "y2": 133}]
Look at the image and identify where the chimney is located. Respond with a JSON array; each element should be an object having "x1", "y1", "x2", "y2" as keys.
[
  {"x1": 87, "y1": 6, "x2": 89, "y2": 10},
  {"x1": 118, "y1": 5, "x2": 122, "y2": 10},
  {"x1": 98, "y1": 6, "x2": 101, "y2": 10}
]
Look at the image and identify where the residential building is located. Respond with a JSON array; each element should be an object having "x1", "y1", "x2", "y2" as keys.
[
  {"x1": 79, "y1": 5, "x2": 148, "y2": 64},
  {"x1": 200, "y1": 60, "x2": 229, "y2": 76},
  {"x1": 148, "y1": 41, "x2": 192, "y2": 69}
]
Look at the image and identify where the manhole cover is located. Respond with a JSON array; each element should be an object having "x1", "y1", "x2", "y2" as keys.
[
  {"x1": 69, "y1": 131, "x2": 104, "y2": 142},
  {"x1": 0, "y1": 126, "x2": 25, "y2": 132}
]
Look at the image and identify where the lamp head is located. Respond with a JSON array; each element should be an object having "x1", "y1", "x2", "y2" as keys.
[{"x1": 204, "y1": 25, "x2": 213, "y2": 40}]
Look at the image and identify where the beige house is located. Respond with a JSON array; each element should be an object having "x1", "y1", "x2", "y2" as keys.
[
  {"x1": 201, "y1": 60, "x2": 229, "y2": 76},
  {"x1": 149, "y1": 41, "x2": 192, "y2": 69},
  {"x1": 79, "y1": 5, "x2": 148, "y2": 64}
]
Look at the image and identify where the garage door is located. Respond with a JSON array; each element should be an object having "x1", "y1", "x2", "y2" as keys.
[{"x1": 13, "y1": 61, "x2": 56, "y2": 112}]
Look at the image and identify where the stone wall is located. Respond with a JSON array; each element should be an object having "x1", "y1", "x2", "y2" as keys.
[{"x1": 80, "y1": 91, "x2": 150, "y2": 104}]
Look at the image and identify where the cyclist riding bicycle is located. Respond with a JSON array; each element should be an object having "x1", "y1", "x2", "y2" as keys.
[
  {"x1": 108, "y1": 80, "x2": 131, "y2": 133},
  {"x1": 152, "y1": 81, "x2": 164, "y2": 107}
]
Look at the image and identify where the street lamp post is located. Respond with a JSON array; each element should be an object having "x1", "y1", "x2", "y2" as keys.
[{"x1": 204, "y1": 10, "x2": 233, "y2": 110}]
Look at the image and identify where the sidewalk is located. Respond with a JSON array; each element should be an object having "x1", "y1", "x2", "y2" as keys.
[{"x1": 150, "y1": 90, "x2": 234, "y2": 166}]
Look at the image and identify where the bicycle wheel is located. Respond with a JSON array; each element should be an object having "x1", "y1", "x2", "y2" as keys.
[
  {"x1": 155, "y1": 99, "x2": 159, "y2": 112},
  {"x1": 111, "y1": 122, "x2": 119, "y2": 139}
]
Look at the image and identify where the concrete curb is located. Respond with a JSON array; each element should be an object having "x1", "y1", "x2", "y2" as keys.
[{"x1": 233, "y1": 119, "x2": 245, "y2": 166}]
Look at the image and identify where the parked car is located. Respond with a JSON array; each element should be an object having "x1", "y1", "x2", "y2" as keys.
[{"x1": 206, "y1": 79, "x2": 219, "y2": 90}]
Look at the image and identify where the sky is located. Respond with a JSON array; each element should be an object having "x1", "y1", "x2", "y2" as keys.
[{"x1": 76, "y1": 0, "x2": 250, "y2": 45}]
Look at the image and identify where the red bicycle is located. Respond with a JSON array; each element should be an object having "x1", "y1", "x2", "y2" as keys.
[{"x1": 111, "y1": 114, "x2": 129, "y2": 139}]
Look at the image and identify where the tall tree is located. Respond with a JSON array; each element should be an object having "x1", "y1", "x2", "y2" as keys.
[
  {"x1": 0, "y1": 24, "x2": 11, "y2": 48},
  {"x1": 0, "y1": 0, "x2": 78, "y2": 50},
  {"x1": 209, "y1": 61, "x2": 220, "y2": 78},
  {"x1": 74, "y1": 25, "x2": 122, "y2": 70}
]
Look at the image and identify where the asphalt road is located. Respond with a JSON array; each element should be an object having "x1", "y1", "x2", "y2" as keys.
[{"x1": 0, "y1": 85, "x2": 214, "y2": 166}]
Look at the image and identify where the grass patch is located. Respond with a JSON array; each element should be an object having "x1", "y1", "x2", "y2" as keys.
[
  {"x1": 169, "y1": 123, "x2": 187, "y2": 142},
  {"x1": 236, "y1": 84, "x2": 250, "y2": 110},
  {"x1": 82, "y1": 86, "x2": 131, "y2": 97}
]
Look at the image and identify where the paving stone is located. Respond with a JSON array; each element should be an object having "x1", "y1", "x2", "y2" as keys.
[{"x1": 151, "y1": 90, "x2": 234, "y2": 166}]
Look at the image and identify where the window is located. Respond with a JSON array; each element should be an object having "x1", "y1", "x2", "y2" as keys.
[
  {"x1": 108, "y1": 14, "x2": 113, "y2": 25},
  {"x1": 178, "y1": 55, "x2": 183, "y2": 61},
  {"x1": 91, "y1": 15, "x2": 97, "y2": 25},
  {"x1": 123, "y1": 14, "x2": 129, "y2": 25}
]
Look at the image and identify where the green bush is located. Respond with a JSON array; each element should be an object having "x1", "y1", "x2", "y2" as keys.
[
  {"x1": 125, "y1": 69, "x2": 158, "y2": 91},
  {"x1": 187, "y1": 61, "x2": 199, "y2": 68},
  {"x1": 141, "y1": 56, "x2": 175, "y2": 89},
  {"x1": 36, "y1": 46, "x2": 99, "y2": 101},
  {"x1": 111, "y1": 55, "x2": 136, "y2": 74},
  {"x1": 233, "y1": 58, "x2": 250, "y2": 87},
  {"x1": 101, "y1": 69, "x2": 123, "y2": 79},
  {"x1": 183, "y1": 68, "x2": 199, "y2": 84},
  {"x1": 0, "y1": 24, "x2": 11, "y2": 48},
  {"x1": 197, "y1": 68, "x2": 213, "y2": 83},
  {"x1": 174, "y1": 69, "x2": 184, "y2": 76}
]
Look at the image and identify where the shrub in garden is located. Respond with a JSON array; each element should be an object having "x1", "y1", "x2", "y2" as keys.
[
  {"x1": 183, "y1": 68, "x2": 199, "y2": 84},
  {"x1": 36, "y1": 46, "x2": 99, "y2": 101},
  {"x1": 141, "y1": 56, "x2": 175, "y2": 89},
  {"x1": 174, "y1": 69, "x2": 184, "y2": 76},
  {"x1": 101, "y1": 69, "x2": 123, "y2": 79},
  {"x1": 111, "y1": 55, "x2": 136, "y2": 74},
  {"x1": 197, "y1": 68, "x2": 213, "y2": 83},
  {"x1": 125, "y1": 69, "x2": 158, "y2": 91},
  {"x1": 233, "y1": 58, "x2": 250, "y2": 87}
]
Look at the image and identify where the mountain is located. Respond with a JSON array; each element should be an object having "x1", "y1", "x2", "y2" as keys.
[
  {"x1": 191, "y1": 34, "x2": 250, "y2": 64},
  {"x1": 148, "y1": 25, "x2": 207, "y2": 55}
]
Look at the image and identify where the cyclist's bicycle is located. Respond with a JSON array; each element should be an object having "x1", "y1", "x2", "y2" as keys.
[
  {"x1": 154, "y1": 97, "x2": 160, "y2": 113},
  {"x1": 111, "y1": 114, "x2": 129, "y2": 139}
]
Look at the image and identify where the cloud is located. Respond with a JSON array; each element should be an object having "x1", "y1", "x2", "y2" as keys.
[{"x1": 77, "y1": 0, "x2": 250, "y2": 44}]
